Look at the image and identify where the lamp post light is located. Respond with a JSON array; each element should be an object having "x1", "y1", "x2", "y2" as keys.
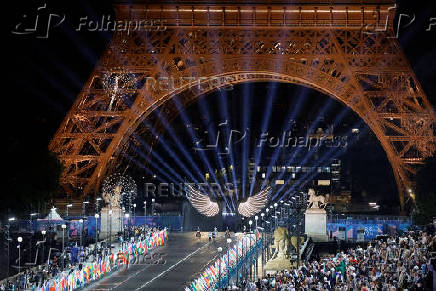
[
  {"x1": 94, "y1": 214, "x2": 100, "y2": 243},
  {"x1": 124, "y1": 213, "x2": 130, "y2": 244},
  {"x1": 264, "y1": 221, "x2": 271, "y2": 259},
  {"x1": 143, "y1": 201, "x2": 147, "y2": 227},
  {"x1": 96, "y1": 197, "x2": 102, "y2": 209},
  {"x1": 234, "y1": 232, "x2": 241, "y2": 286},
  {"x1": 121, "y1": 207, "x2": 125, "y2": 234},
  {"x1": 29, "y1": 213, "x2": 38, "y2": 262},
  {"x1": 254, "y1": 216, "x2": 258, "y2": 230},
  {"x1": 249, "y1": 220, "x2": 253, "y2": 232},
  {"x1": 41, "y1": 230, "x2": 46, "y2": 265},
  {"x1": 17, "y1": 237, "x2": 23, "y2": 273},
  {"x1": 94, "y1": 214, "x2": 100, "y2": 258},
  {"x1": 151, "y1": 198, "x2": 155, "y2": 226},
  {"x1": 82, "y1": 201, "x2": 89, "y2": 217},
  {"x1": 241, "y1": 233, "x2": 246, "y2": 282},
  {"x1": 273, "y1": 203, "x2": 278, "y2": 228},
  {"x1": 217, "y1": 247, "x2": 223, "y2": 289},
  {"x1": 6, "y1": 217, "x2": 15, "y2": 276},
  {"x1": 61, "y1": 224, "x2": 66, "y2": 251},
  {"x1": 61, "y1": 224, "x2": 66, "y2": 270},
  {"x1": 133, "y1": 203, "x2": 137, "y2": 226},
  {"x1": 66, "y1": 204, "x2": 72, "y2": 218},
  {"x1": 226, "y1": 238, "x2": 232, "y2": 288}
]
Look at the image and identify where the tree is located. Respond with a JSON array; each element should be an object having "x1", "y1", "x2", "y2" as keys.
[{"x1": 412, "y1": 156, "x2": 436, "y2": 225}]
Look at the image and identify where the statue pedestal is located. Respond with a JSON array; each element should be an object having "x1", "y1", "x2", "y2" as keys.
[
  {"x1": 264, "y1": 258, "x2": 292, "y2": 273},
  {"x1": 100, "y1": 207, "x2": 123, "y2": 239},
  {"x1": 305, "y1": 208, "x2": 328, "y2": 242}
]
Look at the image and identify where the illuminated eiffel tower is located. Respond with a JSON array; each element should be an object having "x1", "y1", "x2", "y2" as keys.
[{"x1": 50, "y1": 0, "x2": 435, "y2": 211}]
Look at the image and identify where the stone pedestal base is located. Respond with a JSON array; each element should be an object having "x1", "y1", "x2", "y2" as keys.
[
  {"x1": 305, "y1": 208, "x2": 328, "y2": 242},
  {"x1": 264, "y1": 258, "x2": 292, "y2": 273},
  {"x1": 100, "y1": 207, "x2": 123, "y2": 239}
]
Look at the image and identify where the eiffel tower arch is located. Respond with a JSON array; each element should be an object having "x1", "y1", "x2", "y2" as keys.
[{"x1": 49, "y1": 0, "x2": 435, "y2": 211}]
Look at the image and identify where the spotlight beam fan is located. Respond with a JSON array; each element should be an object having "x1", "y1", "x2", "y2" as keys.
[
  {"x1": 186, "y1": 185, "x2": 220, "y2": 217},
  {"x1": 238, "y1": 186, "x2": 271, "y2": 217}
]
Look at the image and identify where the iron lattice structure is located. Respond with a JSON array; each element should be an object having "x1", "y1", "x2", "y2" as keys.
[{"x1": 49, "y1": 0, "x2": 435, "y2": 210}]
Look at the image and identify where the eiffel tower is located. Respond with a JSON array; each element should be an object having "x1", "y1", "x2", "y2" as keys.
[{"x1": 49, "y1": 0, "x2": 435, "y2": 211}]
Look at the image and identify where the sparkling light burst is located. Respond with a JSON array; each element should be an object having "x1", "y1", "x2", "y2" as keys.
[
  {"x1": 238, "y1": 186, "x2": 271, "y2": 217},
  {"x1": 102, "y1": 68, "x2": 138, "y2": 111},
  {"x1": 186, "y1": 185, "x2": 219, "y2": 217},
  {"x1": 102, "y1": 173, "x2": 137, "y2": 208}
]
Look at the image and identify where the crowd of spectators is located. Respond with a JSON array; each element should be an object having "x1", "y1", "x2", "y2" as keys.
[
  {"x1": 0, "y1": 225, "x2": 162, "y2": 290},
  {"x1": 244, "y1": 231, "x2": 435, "y2": 290}
]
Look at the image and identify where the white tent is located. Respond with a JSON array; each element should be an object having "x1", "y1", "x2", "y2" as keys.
[{"x1": 44, "y1": 207, "x2": 63, "y2": 220}]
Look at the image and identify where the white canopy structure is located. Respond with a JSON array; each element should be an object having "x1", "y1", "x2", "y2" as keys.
[{"x1": 44, "y1": 207, "x2": 63, "y2": 220}]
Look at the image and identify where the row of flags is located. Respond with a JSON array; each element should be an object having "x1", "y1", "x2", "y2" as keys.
[
  {"x1": 37, "y1": 229, "x2": 168, "y2": 291},
  {"x1": 188, "y1": 231, "x2": 260, "y2": 291}
]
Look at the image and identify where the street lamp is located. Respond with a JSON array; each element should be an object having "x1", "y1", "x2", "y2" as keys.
[
  {"x1": 29, "y1": 213, "x2": 38, "y2": 262},
  {"x1": 94, "y1": 214, "x2": 100, "y2": 242},
  {"x1": 249, "y1": 220, "x2": 253, "y2": 232},
  {"x1": 124, "y1": 213, "x2": 130, "y2": 249},
  {"x1": 6, "y1": 217, "x2": 16, "y2": 276},
  {"x1": 41, "y1": 230, "x2": 46, "y2": 265},
  {"x1": 17, "y1": 237, "x2": 23, "y2": 273},
  {"x1": 217, "y1": 247, "x2": 223, "y2": 289},
  {"x1": 61, "y1": 224, "x2": 66, "y2": 251},
  {"x1": 96, "y1": 198, "x2": 102, "y2": 220},
  {"x1": 143, "y1": 201, "x2": 147, "y2": 227},
  {"x1": 124, "y1": 213, "x2": 130, "y2": 231},
  {"x1": 151, "y1": 198, "x2": 155, "y2": 225},
  {"x1": 133, "y1": 203, "x2": 137, "y2": 226},
  {"x1": 66, "y1": 204, "x2": 72, "y2": 218},
  {"x1": 273, "y1": 203, "x2": 278, "y2": 228},
  {"x1": 254, "y1": 216, "x2": 258, "y2": 230},
  {"x1": 94, "y1": 214, "x2": 100, "y2": 258},
  {"x1": 226, "y1": 238, "x2": 232, "y2": 288},
  {"x1": 61, "y1": 224, "x2": 66, "y2": 270}
]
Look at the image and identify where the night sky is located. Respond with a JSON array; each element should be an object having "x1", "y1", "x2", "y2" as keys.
[{"x1": 4, "y1": 0, "x2": 436, "y2": 213}]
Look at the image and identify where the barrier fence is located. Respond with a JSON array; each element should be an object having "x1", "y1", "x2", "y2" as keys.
[
  {"x1": 35, "y1": 229, "x2": 168, "y2": 291},
  {"x1": 188, "y1": 231, "x2": 262, "y2": 291}
]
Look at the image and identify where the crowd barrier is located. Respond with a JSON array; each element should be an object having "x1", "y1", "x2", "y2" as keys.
[
  {"x1": 36, "y1": 229, "x2": 168, "y2": 291},
  {"x1": 188, "y1": 231, "x2": 262, "y2": 291}
]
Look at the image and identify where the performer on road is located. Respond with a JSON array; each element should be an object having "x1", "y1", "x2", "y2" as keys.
[{"x1": 196, "y1": 227, "x2": 201, "y2": 241}]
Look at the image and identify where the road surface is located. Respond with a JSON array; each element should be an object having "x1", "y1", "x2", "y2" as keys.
[{"x1": 85, "y1": 232, "x2": 227, "y2": 291}]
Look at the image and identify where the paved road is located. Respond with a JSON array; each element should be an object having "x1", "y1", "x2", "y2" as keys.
[{"x1": 85, "y1": 232, "x2": 227, "y2": 291}]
